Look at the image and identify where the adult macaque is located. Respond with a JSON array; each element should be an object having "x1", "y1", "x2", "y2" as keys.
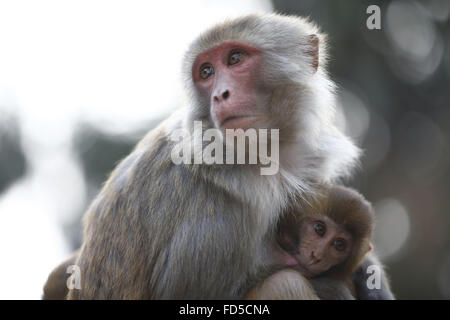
[
  {"x1": 44, "y1": 13, "x2": 393, "y2": 299},
  {"x1": 246, "y1": 185, "x2": 375, "y2": 300}
]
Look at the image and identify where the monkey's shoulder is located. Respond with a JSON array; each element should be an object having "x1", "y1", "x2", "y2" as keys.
[{"x1": 95, "y1": 122, "x2": 236, "y2": 216}]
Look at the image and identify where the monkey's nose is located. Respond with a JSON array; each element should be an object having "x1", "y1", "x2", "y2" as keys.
[
  {"x1": 311, "y1": 252, "x2": 321, "y2": 264},
  {"x1": 213, "y1": 90, "x2": 230, "y2": 103},
  {"x1": 222, "y1": 90, "x2": 230, "y2": 100}
]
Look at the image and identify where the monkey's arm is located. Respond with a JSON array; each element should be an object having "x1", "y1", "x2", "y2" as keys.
[
  {"x1": 351, "y1": 252, "x2": 395, "y2": 300},
  {"x1": 309, "y1": 277, "x2": 355, "y2": 300},
  {"x1": 244, "y1": 267, "x2": 319, "y2": 300}
]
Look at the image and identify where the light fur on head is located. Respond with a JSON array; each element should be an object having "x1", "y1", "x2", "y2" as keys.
[{"x1": 179, "y1": 13, "x2": 360, "y2": 214}]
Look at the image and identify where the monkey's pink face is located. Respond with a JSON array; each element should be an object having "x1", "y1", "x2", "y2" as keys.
[
  {"x1": 296, "y1": 216, "x2": 353, "y2": 278},
  {"x1": 192, "y1": 41, "x2": 270, "y2": 131}
]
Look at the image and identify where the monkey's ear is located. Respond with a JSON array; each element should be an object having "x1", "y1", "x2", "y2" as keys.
[
  {"x1": 277, "y1": 226, "x2": 299, "y2": 253},
  {"x1": 307, "y1": 34, "x2": 319, "y2": 72}
]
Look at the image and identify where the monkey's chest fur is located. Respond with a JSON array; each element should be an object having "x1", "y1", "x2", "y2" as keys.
[{"x1": 77, "y1": 127, "x2": 284, "y2": 299}]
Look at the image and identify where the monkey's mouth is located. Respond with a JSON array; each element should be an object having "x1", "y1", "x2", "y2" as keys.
[
  {"x1": 296, "y1": 263, "x2": 317, "y2": 279},
  {"x1": 309, "y1": 258, "x2": 321, "y2": 266},
  {"x1": 220, "y1": 115, "x2": 257, "y2": 129}
]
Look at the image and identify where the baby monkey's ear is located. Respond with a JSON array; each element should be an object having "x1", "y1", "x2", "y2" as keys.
[
  {"x1": 277, "y1": 230, "x2": 297, "y2": 253},
  {"x1": 277, "y1": 222, "x2": 300, "y2": 253},
  {"x1": 362, "y1": 243, "x2": 373, "y2": 256},
  {"x1": 307, "y1": 34, "x2": 319, "y2": 72}
]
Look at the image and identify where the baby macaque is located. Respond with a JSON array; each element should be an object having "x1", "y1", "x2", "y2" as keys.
[
  {"x1": 278, "y1": 185, "x2": 374, "y2": 280},
  {"x1": 281, "y1": 215, "x2": 355, "y2": 279},
  {"x1": 246, "y1": 185, "x2": 374, "y2": 299}
]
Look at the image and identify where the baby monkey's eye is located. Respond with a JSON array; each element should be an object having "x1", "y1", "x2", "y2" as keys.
[
  {"x1": 200, "y1": 64, "x2": 214, "y2": 79},
  {"x1": 313, "y1": 221, "x2": 326, "y2": 237},
  {"x1": 333, "y1": 238, "x2": 347, "y2": 251},
  {"x1": 228, "y1": 51, "x2": 245, "y2": 66}
]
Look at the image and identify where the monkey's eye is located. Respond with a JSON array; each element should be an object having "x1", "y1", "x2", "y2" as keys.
[
  {"x1": 228, "y1": 51, "x2": 245, "y2": 66},
  {"x1": 200, "y1": 64, "x2": 214, "y2": 79},
  {"x1": 313, "y1": 222, "x2": 326, "y2": 237},
  {"x1": 332, "y1": 238, "x2": 347, "y2": 252}
]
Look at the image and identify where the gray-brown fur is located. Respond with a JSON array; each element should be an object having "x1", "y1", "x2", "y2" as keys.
[
  {"x1": 42, "y1": 252, "x2": 78, "y2": 299},
  {"x1": 68, "y1": 123, "x2": 264, "y2": 299},
  {"x1": 43, "y1": 13, "x2": 393, "y2": 300}
]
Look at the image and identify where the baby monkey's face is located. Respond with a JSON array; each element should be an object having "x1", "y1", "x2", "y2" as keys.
[{"x1": 296, "y1": 216, "x2": 353, "y2": 278}]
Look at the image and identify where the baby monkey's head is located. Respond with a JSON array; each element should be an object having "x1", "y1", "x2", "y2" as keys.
[{"x1": 278, "y1": 185, "x2": 375, "y2": 279}]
